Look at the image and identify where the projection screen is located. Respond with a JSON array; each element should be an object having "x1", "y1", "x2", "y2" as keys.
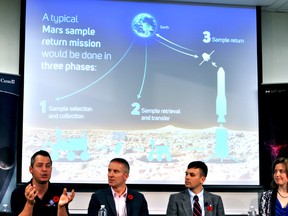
[{"x1": 20, "y1": 0, "x2": 259, "y2": 186}]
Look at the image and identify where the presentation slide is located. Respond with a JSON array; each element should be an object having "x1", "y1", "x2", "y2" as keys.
[{"x1": 21, "y1": 0, "x2": 259, "y2": 185}]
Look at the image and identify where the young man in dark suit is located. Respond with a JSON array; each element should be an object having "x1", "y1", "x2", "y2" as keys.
[
  {"x1": 87, "y1": 158, "x2": 149, "y2": 216},
  {"x1": 166, "y1": 161, "x2": 225, "y2": 216}
]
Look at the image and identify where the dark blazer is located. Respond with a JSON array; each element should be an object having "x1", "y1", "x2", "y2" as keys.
[
  {"x1": 166, "y1": 189, "x2": 225, "y2": 216},
  {"x1": 87, "y1": 187, "x2": 149, "y2": 216},
  {"x1": 259, "y1": 189, "x2": 277, "y2": 216}
]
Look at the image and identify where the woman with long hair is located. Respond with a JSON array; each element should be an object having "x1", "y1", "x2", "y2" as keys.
[{"x1": 259, "y1": 157, "x2": 288, "y2": 216}]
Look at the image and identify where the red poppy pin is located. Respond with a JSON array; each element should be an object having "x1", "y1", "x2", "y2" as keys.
[
  {"x1": 127, "y1": 194, "x2": 134, "y2": 200},
  {"x1": 206, "y1": 205, "x2": 213, "y2": 212},
  {"x1": 53, "y1": 196, "x2": 60, "y2": 203}
]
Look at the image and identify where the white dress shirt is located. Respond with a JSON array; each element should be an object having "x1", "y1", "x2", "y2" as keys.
[
  {"x1": 112, "y1": 187, "x2": 127, "y2": 216},
  {"x1": 188, "y1": 189, "x2": 205, "y2": 216}
]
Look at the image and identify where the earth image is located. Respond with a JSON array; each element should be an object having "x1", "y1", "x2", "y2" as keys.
[{"x1": 132, "y1": 13, "x2": 157, "y2": 38}]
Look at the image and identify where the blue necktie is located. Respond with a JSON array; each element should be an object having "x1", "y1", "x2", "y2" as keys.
[{"x1": 193, "y1": 195, "x2": 202, "y2": 216}]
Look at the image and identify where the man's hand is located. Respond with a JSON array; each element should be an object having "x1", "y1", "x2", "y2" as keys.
[
  {"x1": 58, "y1": 188, "x2": 75, "y2": 207},
  {"x1": 24, "y1": 184, "x2": 37, "y2": 205}
]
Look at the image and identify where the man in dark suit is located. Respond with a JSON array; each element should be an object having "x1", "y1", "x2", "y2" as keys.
[
  {"x1": 166, "y1": 161, "x2": 225, "y2": 216},
  {"x1": 87, "y1": 158, "x2": 149, "y2": 216}
]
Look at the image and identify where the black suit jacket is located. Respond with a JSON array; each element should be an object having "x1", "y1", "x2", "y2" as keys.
[{"x1": 87, "y1": 187, "x2": 149, "y2": 216}]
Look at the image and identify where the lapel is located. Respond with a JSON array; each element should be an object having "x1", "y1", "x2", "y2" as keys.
[
  {"x1": 203, "y1": 191, "x2": 213, "y2": 216},
  {"x1": 126, "y1": 189, "x2": 133, "y2": 216},
  {"x1": 182, "y1": 190, "x2": 193, "y2": 216},
  {"x1": 105, "y1": 189, "x2": 117, "y2": 216}
]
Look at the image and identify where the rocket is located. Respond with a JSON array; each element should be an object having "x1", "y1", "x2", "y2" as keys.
[{"x1": 216, "y1": 67, "x2": 227, "y2": 124}]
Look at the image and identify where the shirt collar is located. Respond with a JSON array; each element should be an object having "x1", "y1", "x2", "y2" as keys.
[
  {"x1": 111, "y1": 187, "x2": 128, "y2": 198},
  {"x1": 188, "y1": 188, "x2": 204, "y2": 199}
]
